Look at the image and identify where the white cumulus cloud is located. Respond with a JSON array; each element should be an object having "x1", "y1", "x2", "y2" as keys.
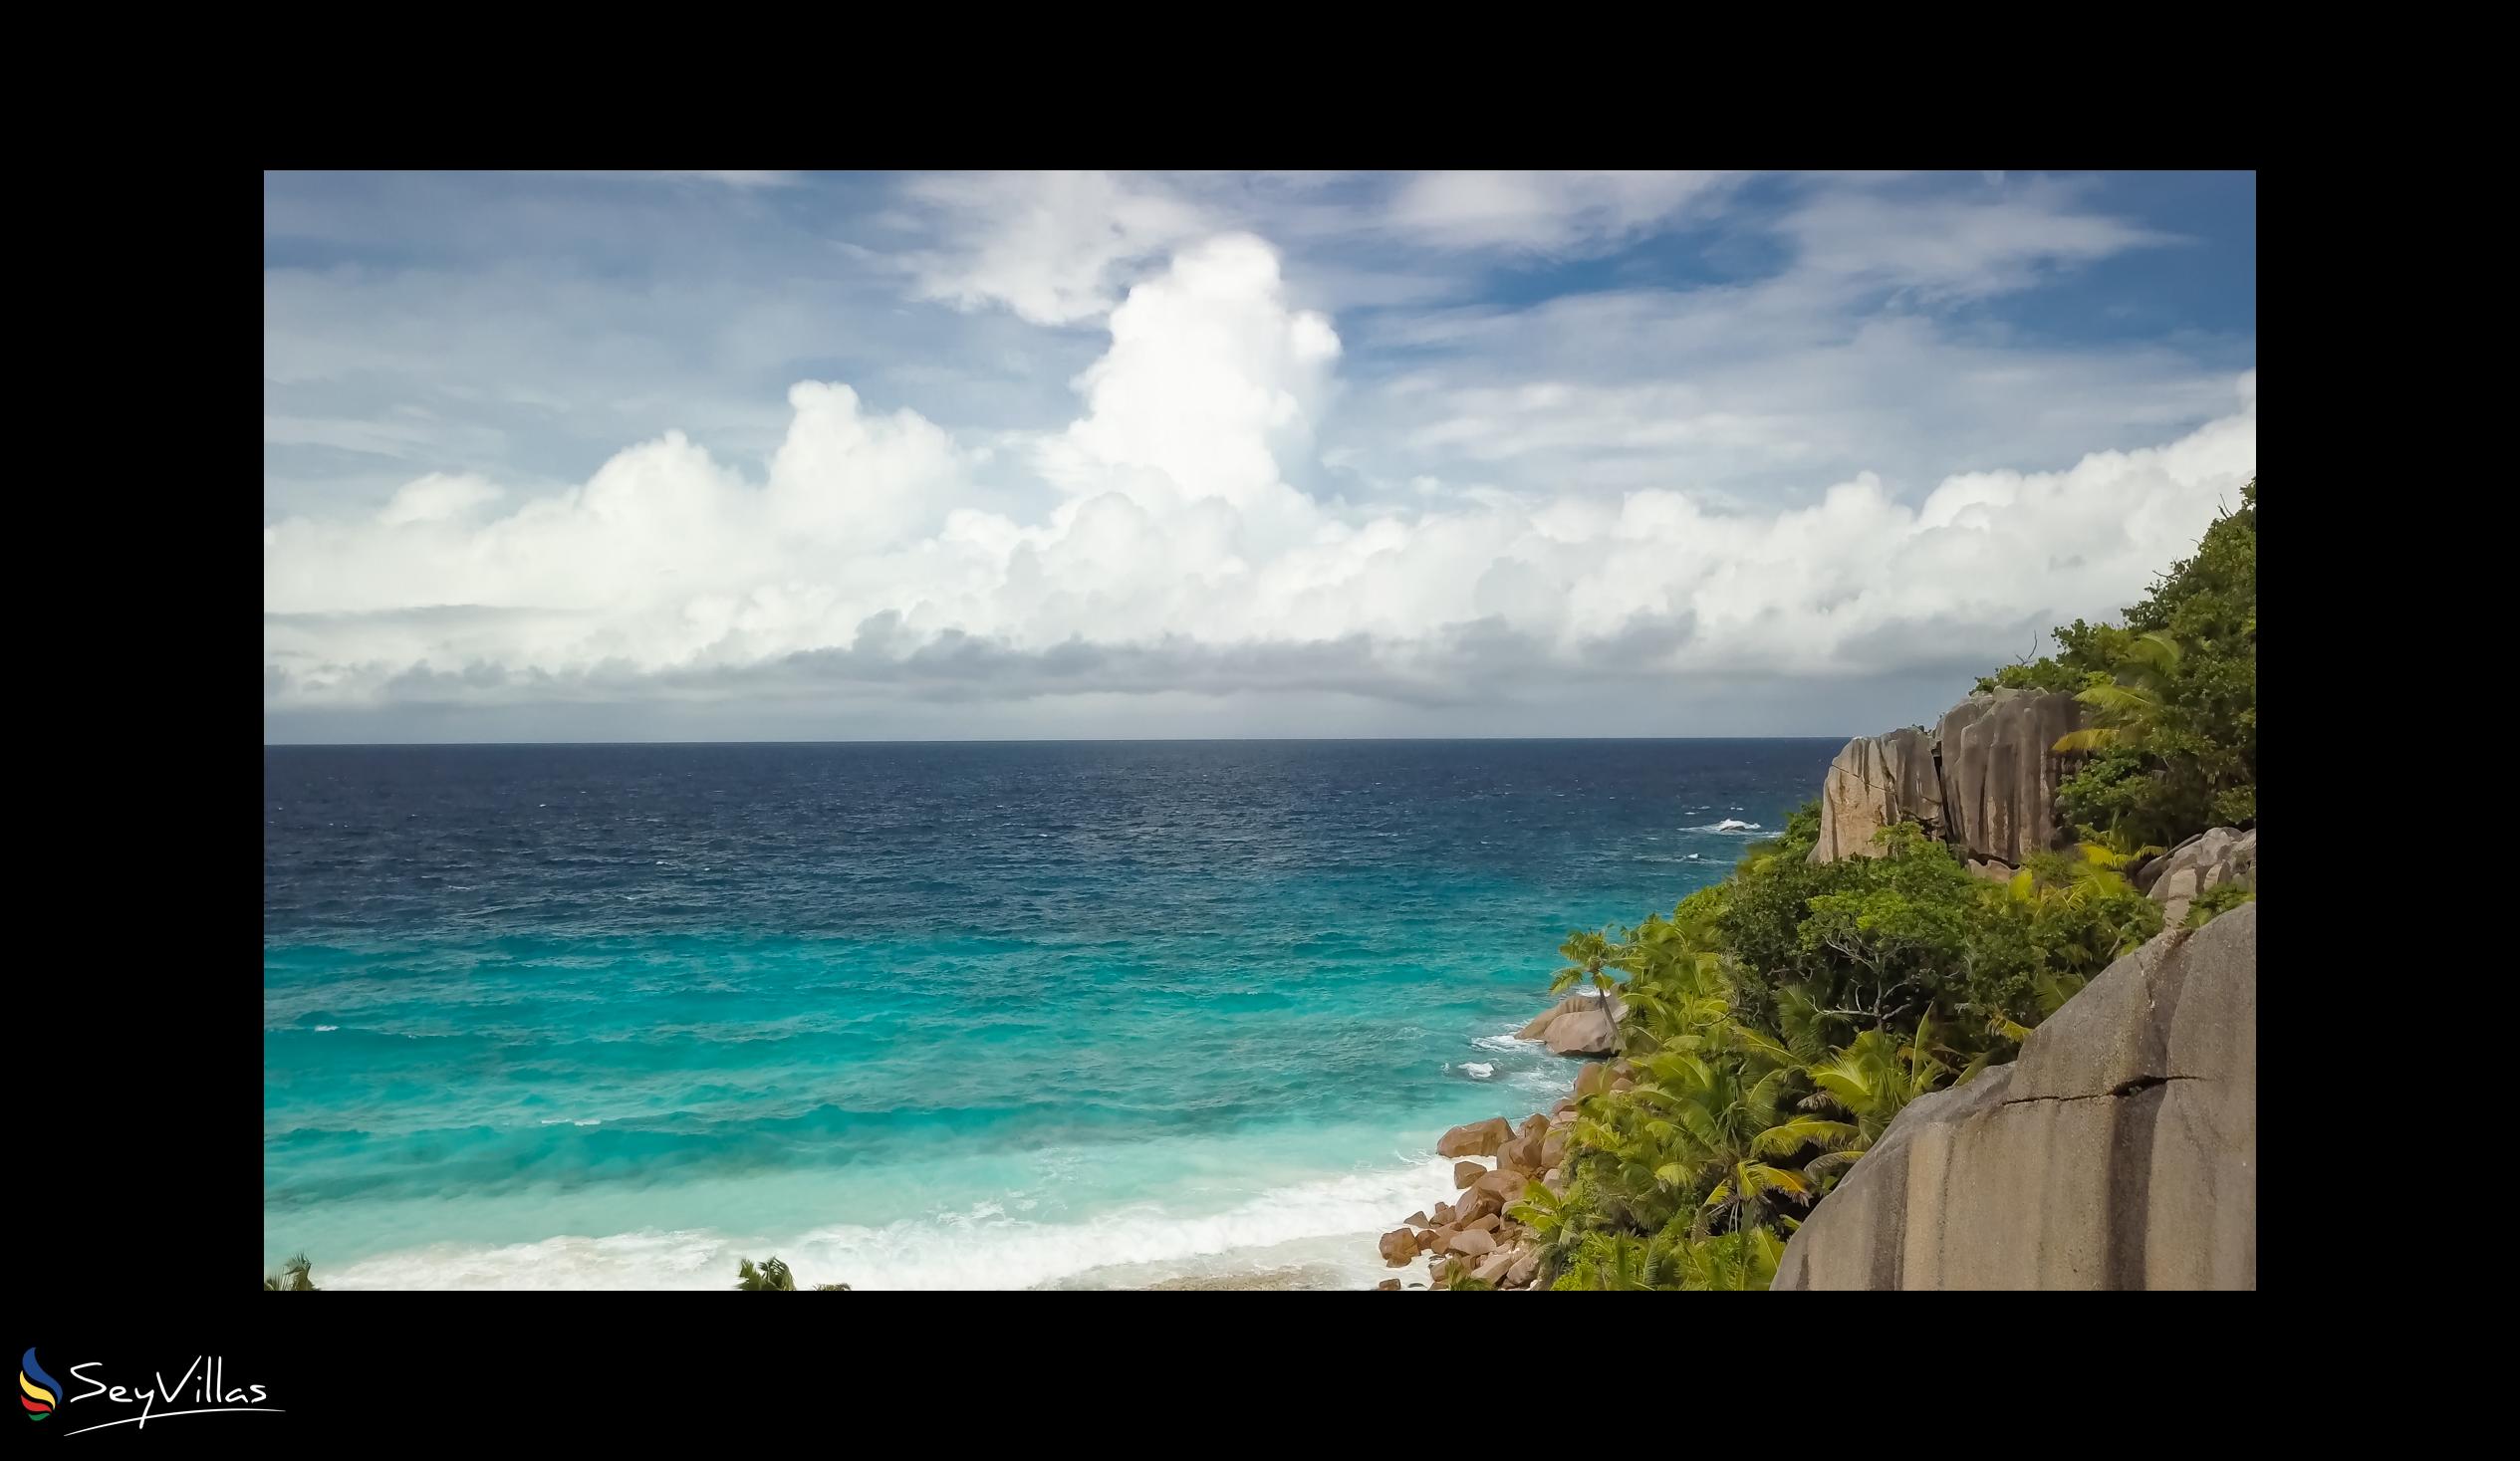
[{"x1": 266, "y1": 227, "x2": 2255, "y2": 736}]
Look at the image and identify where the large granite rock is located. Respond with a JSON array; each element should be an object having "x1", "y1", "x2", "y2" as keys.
[
  {"x1": 1519, "y1": 992, "x2": 1630, "y2": 1047},
  {"x1": 1436, "y1": 1117, "x2": 1514, "y2": 1158},
  {"x1": 2143, "y1": 827, "x2": 2257, "y2": 926},
  {"x1": 1773, "y1": 900, "x2": 2255, "y2": 1290},
  {"x1": 1936, "y1": 689, "x2": 2083, "y2": 866},
  {"x1": 1808, "y1": 727, "x2": 1945, "y2": 861},
  {"x1": 1544, "y1": 1001, "x2": 1622, "y2": 1056}
]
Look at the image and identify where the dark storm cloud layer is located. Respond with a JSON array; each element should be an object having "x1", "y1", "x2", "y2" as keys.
[{"x1": 270, "y1": 612, "x2": 1704, "y2": 711}]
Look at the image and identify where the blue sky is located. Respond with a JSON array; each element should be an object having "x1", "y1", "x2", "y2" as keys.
[{"x1": 264, "y1": 170, "x2": 2255, "y2": 741}]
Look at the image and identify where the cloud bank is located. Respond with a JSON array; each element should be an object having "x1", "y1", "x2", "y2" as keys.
[
  {"x1": 265, "y1": 220, "x2": 2254, "y2": 740},
  {"x1": 265, "y1": 172, "x2": 2255, "y2": 739}
]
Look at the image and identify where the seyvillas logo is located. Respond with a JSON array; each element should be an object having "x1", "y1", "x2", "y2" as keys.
[
  {"x1": 21, "y1": 1348, "x2": 60, "y2": 1421},
  {"x1": 19, "y1": 1350, "x2": 282, "y2": 1436}
]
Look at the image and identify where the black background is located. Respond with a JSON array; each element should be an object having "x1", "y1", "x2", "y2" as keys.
[{"x1": 8, "y1": 64, "x2": 2283, "y2": 1444}]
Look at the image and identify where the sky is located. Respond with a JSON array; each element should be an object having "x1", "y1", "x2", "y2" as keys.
[{"x1": 263, "y1": 169, "x2": 2256, "y2": 742}]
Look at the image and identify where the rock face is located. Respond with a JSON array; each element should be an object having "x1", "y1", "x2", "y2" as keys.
[
  {"x1": 1809, "y1": 689, "x2": 2083, "y2": 869},
  {"x1": 2144, "y1": 827, "x2": 2257, "y2": 926},
  {"x1": 1520, "y1": 991, "x2": 1628, "y2": 1055},
  {"x1": 1496, "y1": 1129, "x2": 1547, "y2": 1176},
  {"x1": 1808, "y1": 727, "x2": 1945, "y2": 861},
  {"x1": 1935, "y1": 689, "x2": 2082, "y2": 867},
  {"x1": 1452, "y1": 1160, "x2": 1485, "y2": 1190},
  {"x1": 1544, "y1": 1003, "x2": 1621, "y2": 1056},
  {"x1": 1774, "y1": 901, "x2": 2256, "y2": 1290},
  {"x1": 1437, "y1": 1118, "x2": 1514, "y2": 1158}
]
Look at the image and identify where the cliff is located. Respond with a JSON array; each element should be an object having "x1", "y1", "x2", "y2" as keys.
[
  {"x1": 1772, "y1": 899, "x2": 2256, "y2": 1290},
  {"x1": 1810, "y1": 688, "x2": 2082, "y2": 871}
]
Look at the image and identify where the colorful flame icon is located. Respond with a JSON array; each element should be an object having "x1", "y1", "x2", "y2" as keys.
[{"x1": 20, "y1": 1348, "x2": 60, "y2": 1421}]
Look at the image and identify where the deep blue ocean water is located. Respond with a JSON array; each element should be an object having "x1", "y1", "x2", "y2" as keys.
[{"x1": 264, "y1": 740, "x2": 1838, "y2": 1289}]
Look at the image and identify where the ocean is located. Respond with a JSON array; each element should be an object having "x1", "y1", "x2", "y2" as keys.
[{"x1": 263, "y1": 739, "x2": 1839, "y2": 1290}]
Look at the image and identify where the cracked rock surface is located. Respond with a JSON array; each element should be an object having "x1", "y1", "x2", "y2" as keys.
[
  {"x1": 1807, "y1": 726, "x2": 1944, "y2": 861},
  {"x1": 1773, "y1": 900, "x2": 2255, "y2": 1290}
]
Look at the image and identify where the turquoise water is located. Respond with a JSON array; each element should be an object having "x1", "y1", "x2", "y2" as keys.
[{"x1": 263, "y1": 740, "x2": 1836, "y2": 1289}]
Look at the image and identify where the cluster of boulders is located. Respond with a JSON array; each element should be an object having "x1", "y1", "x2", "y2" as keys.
[
  {"x1": 1378, "y1": 1058, "x2": 1636, "y2": 1291},
  {"x1": 1809, "y1": 687, "x2": 2084, "y2": 874},
  {"x1": 2137, "y1": 826, "x2": 2257, "y2": 925}
]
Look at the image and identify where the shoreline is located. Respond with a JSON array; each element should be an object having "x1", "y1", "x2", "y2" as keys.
[{"x1": 1367, "y1": 992, "x2": 1630, "y2": 1291}]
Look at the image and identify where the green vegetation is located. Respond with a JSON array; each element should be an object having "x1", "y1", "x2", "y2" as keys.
[
  {"x1": 2184, "y1": 880, "x2": 2255, "y2": 928},
  {"x1": 263, "y1": 1253, "x2": 318, "y2": 1291},
  {"x1": 733, "y1": 1256, "x2": 850, "y2": 1290},
  {"x1": 2004, "y1": 478, "x2": 2258, "y2": 849},
  {"x1": 1530, "y1": 484, "x2": 2256, "y2": 1291}
]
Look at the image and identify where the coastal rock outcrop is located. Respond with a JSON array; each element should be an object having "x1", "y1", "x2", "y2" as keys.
[
  {"x1": 1935, "y1": 688, "x2": 2082, "y2": 866},
  {"x1": 1380, "y1": 1228, "x2": 1420, "y2": 1266},
  {"x1": 1544, "y1": 1004, "x2": 1621, "y2": 1055},
  {"x1": 1773, "y1": 901, "x2": 2256, "y2": 1290},
  {"x1": 1497, "y1": 1129, "x2": 1547, "y2": 1176},
  {"x1": 2142, "y1": 826, "x2": 2257, "y2": 926},
  {"x1": 1808, "y1": 688, "x2": 2082, "y2": 869},
  {"x1": 1521, "y1": 992, "x2": 1628, "y2": 1054},
  {"x1": 1808, "y1": 727, "x2": 1944, "y2": 861},
  {"x1": 1437, "y1": 1118, "x2": 1514, "y2": 1158}
]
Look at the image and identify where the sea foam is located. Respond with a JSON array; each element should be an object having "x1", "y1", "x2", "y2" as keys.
[{"x1": 314, "y1": 1154, "x2": 1466, "y2": 1292}]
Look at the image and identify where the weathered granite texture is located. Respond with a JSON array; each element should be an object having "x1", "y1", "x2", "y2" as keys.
[{"x1": 1773, "y1": 900, "x2": 2255, "y2": 1290}]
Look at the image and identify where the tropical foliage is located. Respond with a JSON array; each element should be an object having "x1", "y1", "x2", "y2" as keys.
[
  {"x1": 263, "y1": 1253, "x2": 318, "y2": 1291},
  {"x1": 2183, "y1": 880, "x2": 2255, "y2": 928},
  {"x1": 1534, "y1": 483, "x2": 2254, "y2": 1291},
  {"x1": 732, "y1": 1256, "x2": 850, "y2": 1290},
  {"x1": 2044, "y1": 481, "x2": 2256, "y2": 849}
]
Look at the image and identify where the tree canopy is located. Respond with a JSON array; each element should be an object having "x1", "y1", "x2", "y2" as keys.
[{"x1": 1534, "y1": 482, "x2": 2255, "y2": 1291}]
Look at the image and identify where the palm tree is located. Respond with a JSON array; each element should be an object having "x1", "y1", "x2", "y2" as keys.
[
  {"x1": 1548, "y1": 928, "x2": 1626, "y2": 1051},
  {"x1": 1669, "y1": 1225, "x2": 1784, "y2": 1291},
  {"x1": 1614, "y1": 916, "x2": 1735, "y2": 1057},
  {"x1": 1630, "y1": 1033, "x2": 1849, "y2": 1291},
  {"x1": 1802, "y1": 1019, "x2": 1950, "y2": 1148},
  {"x1": 263, "y1": 1254, "x2": 317, "y2": 1291},
  {"x1": 733, "y1": 1256, "x2": 798, "y2": 1291},
  {"x1": 1553, "y1": 1231, "x2": 1685, "y2": 1291},
  {"x1": 1504, "y1": 1180, "x2": 1582, "y2": 1285},
  {"x1": 2054, "y1": 631, "x2": 2181, "y2": 756}
]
